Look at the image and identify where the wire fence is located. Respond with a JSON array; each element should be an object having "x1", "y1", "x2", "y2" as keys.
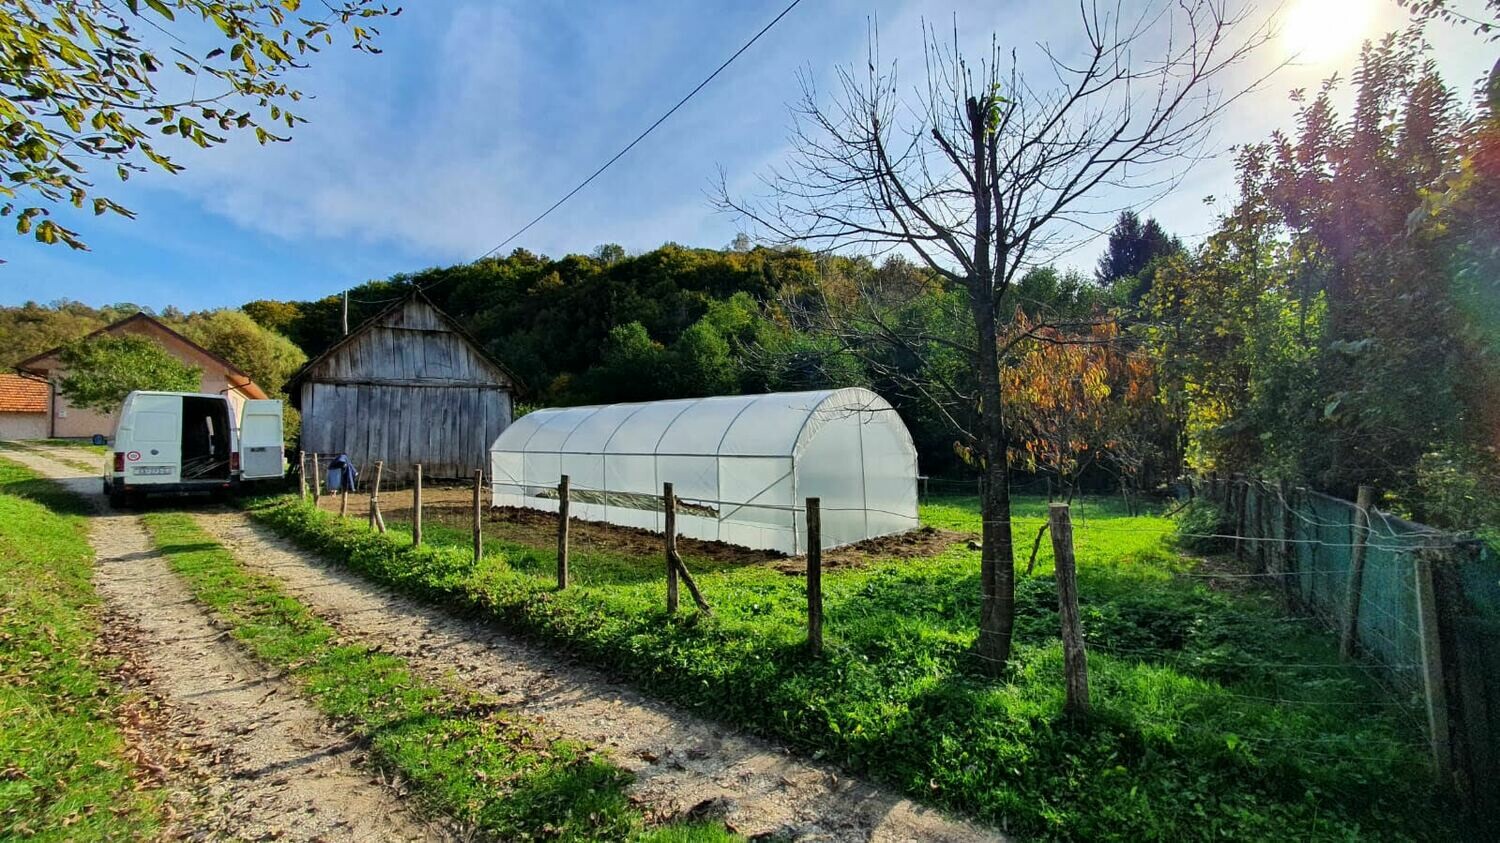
[{"x1": 1200, "y1": 475, "x2": 1499, "y2": 815}]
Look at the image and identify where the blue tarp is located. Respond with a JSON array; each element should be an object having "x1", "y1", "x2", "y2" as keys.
[{"x1": 326, "y1": 453, "x2": 358, "y2": 492}]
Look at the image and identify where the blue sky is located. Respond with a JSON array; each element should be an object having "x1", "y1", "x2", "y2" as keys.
[{"x1": 0, "y1": 0, "x2": 1491, "y2": 311}]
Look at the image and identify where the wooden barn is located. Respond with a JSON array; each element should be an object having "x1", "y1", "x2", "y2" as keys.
[{"x1": 287, "y1": 291, "x2": 518, "y2": 484}]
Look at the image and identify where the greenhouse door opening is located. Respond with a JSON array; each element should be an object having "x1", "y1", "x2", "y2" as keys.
[{"x1": 488, "y1": 388, "x2": 919, "y2": 553}]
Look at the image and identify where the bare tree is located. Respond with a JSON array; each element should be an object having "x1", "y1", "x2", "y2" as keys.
[{"x1": 721, "y1": 1, "x2": 1273, "y2": 673}]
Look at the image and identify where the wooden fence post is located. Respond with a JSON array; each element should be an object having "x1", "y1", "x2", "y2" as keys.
[
  {"x1": 664, "y1": 482, "x2": 678, "y2": 613},
  {"x1": 557, "y1": 474, "x2": 570, "y2": 590},
  {"x1": 369, "y1": 460, "x2": 386, "y2": 533},
  {"x1": 298, "y1": 452, "x2": 308, "y2": 499},
  {"x1": 1278, "y1": 479, "x2": 1295, "y2": 602},
  {"x1": 412, "y1": 464, "x2": 423, "y2": 546},
  {"x1": 472, "y1": 469, "x2": 483, "y2": 564},
  {"x1": 311, "y1": 453, "x2": 321, "y2": 503},
  {"x1": 1049, "y1": 503, "x2": 1090, "y2": 719},
  {"x1": 806, "y1": 497, "x2": 822, "y2": 655},
  {"x1": 1415, "y1": 549, "x2": 1453, "y2": 777},
  {"x1": 1340, "y1": 484, "x2": 1375, "y2": 659},
  {"x1": 1234, "y1": 478, "x2": 1248, "y2": 564}
]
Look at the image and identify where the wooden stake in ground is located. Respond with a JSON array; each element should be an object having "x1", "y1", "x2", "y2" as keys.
[
  {"x1": 1340, "y1": 484, "x2": 1375, "y2": 659},
  {"x1": 557, "y1": 474, "x2": 570, "y2": 590},
  {"x1": 298, "y1": 452, "x2": 308, "y2": 499},
  {"x1": 661, "y1": 482, "x2": 712, "y2": 614},
  {"x1": 806, "y1": 497, "x2": 823, "y2": 656},
  {"x1": 370, "y1": 460, "x2": 386, "y2": 534},
  {"x1": 1234, "y1": 478, "x2": 1248, "y2": 564},
  {"x1": 412, "y1": 464, "x2": 423, "y2": 546},
  {"x1": 339, "y1": 485, "x2": 349, "y2": 517},
  {"x1": 1278, "y1": 479, "x2": 1297, "y2": 604},
  {"x1": 311, "y1": 453, "x2": 321, "y2": 503},
  {"x1": 1414, "y1": 548, "x2": 1452, "y2": 776},
  {"x1": 1049, "y1": 503, "x2": 1089, "y2": 719},
  {"x1": 664, "y1": 482, "x2": 679, "y2": 613},
  {"x1": 472, "y1": 469, "x2": 483, "y2": 564}
]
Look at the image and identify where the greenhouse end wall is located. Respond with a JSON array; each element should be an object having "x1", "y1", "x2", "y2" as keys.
[{"x1": 489, "y1": 388, "x2": 918, "y2": 553}]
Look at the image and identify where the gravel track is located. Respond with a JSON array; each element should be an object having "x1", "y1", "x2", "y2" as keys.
[
  {"x1": 2, "y1": 450, "x2": 443, "y2": 842},
  {"x1": 190, "y1": 507, "x2": 1002, "y2": 842}
]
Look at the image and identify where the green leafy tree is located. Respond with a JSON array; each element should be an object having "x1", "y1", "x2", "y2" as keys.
[
  {"x1": 56, "y1": 334, "x2": 199, "y2": 411},
  {"x1": 1094, "y1": 211, "x2": 1183, "y2": 304},
  {"x1": 0, "y1": 0, "x2": 396, "y2": 250},
  {"x1": 175, "y1": 309, "x2": 305, "y2": 396}
]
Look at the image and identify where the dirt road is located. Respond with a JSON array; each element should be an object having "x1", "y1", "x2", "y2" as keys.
[
  {"x1": 3, "y1": 450, "x2": 442, "y2": 842},
  {"x1": 191, "y1": 508, "x2": 1003, "y2": 842}
]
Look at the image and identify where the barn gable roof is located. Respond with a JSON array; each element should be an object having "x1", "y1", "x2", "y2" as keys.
[{"x1": 284, "y1": 290, "x2": 522, "y2": 408}]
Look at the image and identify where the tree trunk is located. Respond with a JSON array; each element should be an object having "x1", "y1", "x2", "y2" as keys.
[
  {"x1": 973, "y1": 294, "x2": 1016, "y2": 674},
  {"x1": 966, "y1": 95, "x2": 1015, "y2": 676}
]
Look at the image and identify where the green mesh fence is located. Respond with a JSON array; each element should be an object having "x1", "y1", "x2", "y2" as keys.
[
  {"x1": 1215, "y1": 479, "x2": 1438, "y2": 689},
  {"x1": 1204, "y1": 476, "x2": 1500, "y2": 821}
]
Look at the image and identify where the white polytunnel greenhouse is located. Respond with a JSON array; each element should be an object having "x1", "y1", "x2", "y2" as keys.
[{"x1": 488, "y1": 388, "x2": 919, "y2": 554}]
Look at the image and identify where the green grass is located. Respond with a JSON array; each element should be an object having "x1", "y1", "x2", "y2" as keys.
[
  {"x1": 138, "y1": 511, "x2": 735, "y2": 842},
  {"x1": 0, "y1": 458, "x2": 163, "y2": 841},
  {"x1": 246, "y1": 492, "x2": 1454, "y2": 840}
]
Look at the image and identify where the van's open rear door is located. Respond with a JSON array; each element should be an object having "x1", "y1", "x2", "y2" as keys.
[{"x1": 239, "y1": 400, "x2": 284, "y2": 480}]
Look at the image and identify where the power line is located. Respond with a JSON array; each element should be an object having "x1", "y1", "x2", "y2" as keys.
[
  {"x1": 470, "y1": 0, "x2": 805, "y2": 264},
  {"x1": 342, "y1": 0, "x2": 805, "y2": 307}
]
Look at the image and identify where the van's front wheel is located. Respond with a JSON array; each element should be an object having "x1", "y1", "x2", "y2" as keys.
[{"x1": 107, "y1": 490, "x2": 126, "y2": 509}]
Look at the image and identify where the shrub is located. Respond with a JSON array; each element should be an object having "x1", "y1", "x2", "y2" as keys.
[{"x1": 1172, "y1": 498, "x2": 1232, "y2": 554}]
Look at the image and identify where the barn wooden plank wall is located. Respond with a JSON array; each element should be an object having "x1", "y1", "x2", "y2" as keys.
[{"x1": 296, "y1": 297, "x2": 512, "y2": 484}]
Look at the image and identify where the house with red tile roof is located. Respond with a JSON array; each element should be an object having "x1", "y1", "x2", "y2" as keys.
[{"x1": 0, "y1": 373, "x2": 50, "y2": 440}]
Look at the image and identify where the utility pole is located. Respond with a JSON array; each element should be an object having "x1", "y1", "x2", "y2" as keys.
[{"x1": 342, "y1": 290, "x2": 349, "y2": 336}]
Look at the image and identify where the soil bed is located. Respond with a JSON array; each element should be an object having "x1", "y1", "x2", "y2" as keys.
[{"x1": 316, "y1": 485, "x2": 968, "y2": 572}]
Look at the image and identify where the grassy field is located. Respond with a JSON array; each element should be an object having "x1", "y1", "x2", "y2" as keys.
[
  {"x1": 139, "y1": 511, "x2": 734, "y2": 842},
  {"x1": 249, "y1": 491, "x2": 1452, "y2": 840},
  {"x1": 0, "y1": 459, "x2": 163, "y2": 840}
]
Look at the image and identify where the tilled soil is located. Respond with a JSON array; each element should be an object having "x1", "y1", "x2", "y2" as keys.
[
  {"x1": 3, "y1": 450, "x2": 444, "y2": 842},
  {"x1": 320, "y1": 486, "x2": 970, "y2": 573},
  {"x1": 192, "y1": 507, "x2": 1003, "y2": 842}
]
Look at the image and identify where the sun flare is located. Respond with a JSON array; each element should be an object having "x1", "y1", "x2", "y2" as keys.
[{"x1": 1281, "y1": 0, "x2": 1375, "y2": 65}]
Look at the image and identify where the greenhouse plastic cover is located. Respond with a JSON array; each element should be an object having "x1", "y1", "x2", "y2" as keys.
[{"x1": 489, "y1": 387, "x2": 919, "y2": 553}]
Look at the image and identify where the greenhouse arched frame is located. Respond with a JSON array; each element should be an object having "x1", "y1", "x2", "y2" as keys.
[{"x1": 488, "y1": 388, "x2": 919, "y2": 553}]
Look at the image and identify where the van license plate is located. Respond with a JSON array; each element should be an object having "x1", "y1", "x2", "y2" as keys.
[{"x1": 131, "y1": 466, "x2": 172, "y2": 476}]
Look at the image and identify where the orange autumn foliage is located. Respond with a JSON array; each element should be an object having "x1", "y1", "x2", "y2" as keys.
[{"x1": 1002, "y1": 312, "x2": 1160, "y2": 489}]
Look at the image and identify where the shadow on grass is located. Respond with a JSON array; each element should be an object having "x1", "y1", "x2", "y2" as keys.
[{"x1": 0, "y1": 474, "x2": 93, "y2": 517}]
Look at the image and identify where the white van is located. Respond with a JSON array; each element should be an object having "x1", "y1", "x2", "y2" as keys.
[{"x1": 104, "y1": 390, "x2": 284, "y2": 506}]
